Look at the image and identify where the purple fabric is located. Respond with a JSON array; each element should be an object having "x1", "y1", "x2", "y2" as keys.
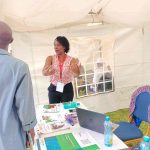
[
  {"x1": 148, "y1": 105, "x2": 150, "y2": 123},
  {"x1": 129, "y1": 85, "x2": 150, "y2": 124}
]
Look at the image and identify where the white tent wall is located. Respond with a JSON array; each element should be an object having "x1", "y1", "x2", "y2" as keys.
[
  {"x1": 11, "y1": 25, "x2": 115, "y2": 105},
  {"x1": 11, "y1": 25, "x2": 150, "y2": 113},
  {"x1": 77, "y1": 26, "x2": 150, "y2": 113}
]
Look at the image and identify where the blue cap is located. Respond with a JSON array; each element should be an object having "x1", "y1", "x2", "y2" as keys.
[
  {"x1": 76, "y1": 103, "x2": 80, "y2": 107},
  {"x1": 143, "y1": 136, "x2": 150, "y2": 142},
  {"x1": 105, "y1": 116, "x2": 110, "y2": 121}
]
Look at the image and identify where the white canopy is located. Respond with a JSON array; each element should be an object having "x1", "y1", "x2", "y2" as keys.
[
  {"x1": 0, "y1": 0, "x2": 98, "y2": 31},
  {"x1": 1, "y1": 0, "x2": 150, "y2": 31},
  {"x1": 1, "y1": 0, "x2": 150, "y2": 113}
]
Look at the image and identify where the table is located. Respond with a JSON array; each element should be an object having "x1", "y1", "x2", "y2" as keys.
[{"x1": 34, "y1": 103, "x2": 128, "y2": 150}]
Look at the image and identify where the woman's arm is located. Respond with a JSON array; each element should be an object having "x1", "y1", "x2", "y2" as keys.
[
  {"x1": 42, "y1": 56, "x2": 54, "y2": 76},
  {"x1": 70, "y1": 58, "x2": 81, "y2": 77}
]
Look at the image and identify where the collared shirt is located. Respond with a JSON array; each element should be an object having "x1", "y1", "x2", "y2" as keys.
[{"x1": 0, "y1": 49, "x2": 37, "y2": 150}]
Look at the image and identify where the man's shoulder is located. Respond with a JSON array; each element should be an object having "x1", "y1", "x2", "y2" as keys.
[{"x1": 9, "y1": 56, "x2": 28, "y2": 70}]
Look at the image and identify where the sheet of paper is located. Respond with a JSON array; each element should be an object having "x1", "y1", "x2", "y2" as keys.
[
  {"x1": 43, "y1": 104, "x2": 60, "y2": 113},
  {"x1": 112, "y1": 123, "x2": 119, "y2": 132},
  {"x1": 72, "y1": 129, "x2": 98, "y2": 148},
  {"x1": 37, "y1": 138, "x2": 47, "y2": 150}
]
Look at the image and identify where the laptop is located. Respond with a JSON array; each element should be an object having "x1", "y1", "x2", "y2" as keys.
[{"x1": 76, "y1": 108, "x2": 106, "y2": 134}]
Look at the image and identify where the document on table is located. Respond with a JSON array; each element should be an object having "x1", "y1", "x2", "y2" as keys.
[
  {"x1": 37, "y1": 138, "x2": 47, "y2": 150},
  {"x1": 112, "y1": 123, "x2": 120, "y2": 132},
  {"x1": 72, "y1": 128, "x2": 98, "y2": 148}
]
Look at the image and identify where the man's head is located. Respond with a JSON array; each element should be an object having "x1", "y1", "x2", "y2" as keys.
[{"x1": 0, "y1": 21, "x2": 13, "y2": 50}]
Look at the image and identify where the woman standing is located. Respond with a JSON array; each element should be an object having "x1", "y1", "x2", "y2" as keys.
[{"x1": 42, "y1": 36, "x2": 80, "y2": 104}]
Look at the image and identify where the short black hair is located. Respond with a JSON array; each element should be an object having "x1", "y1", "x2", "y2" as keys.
[{"x1": 55, "y1": 36, "x2": 70, "y2": 53}]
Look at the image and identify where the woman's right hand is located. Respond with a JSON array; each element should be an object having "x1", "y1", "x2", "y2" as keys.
[
  {"x1": 47, "y1": 66, "x2": 55, "y2": 75},
  {"x1": 43, "y1": 65, "x2": 55, "y2": 76},
  {"x1": 42, "y1": 56, "x2": 55, "y2": 76}
]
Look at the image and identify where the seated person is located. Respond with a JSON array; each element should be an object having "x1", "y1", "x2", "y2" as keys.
[{"x1": 93, "y1": 59, "x2": 113, "y2": 92}]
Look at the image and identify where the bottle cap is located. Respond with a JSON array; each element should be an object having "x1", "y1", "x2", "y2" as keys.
[
  {"x1": 143, "y1": 136, "x2": 150, "y2": 142},
  {"x1": 105, "y1": 116, "x2": 110, "y2": 121},
  {"x1": 76, "y1": 103, "x2": 80, "y2": 107}
]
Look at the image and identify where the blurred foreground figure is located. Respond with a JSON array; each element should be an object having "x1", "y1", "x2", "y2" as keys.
[{"x1": 0, "y1": 21, "x2": 37, "y2": 150}]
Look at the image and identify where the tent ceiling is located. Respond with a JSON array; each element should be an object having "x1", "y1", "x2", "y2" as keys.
[
  {"x1": 0, "y1": 0, "x2": 150, "y2": 31},
  {"x1": 93, "y1": 0, "x2": 150, "y2": 27},
  {"x1": 0, "y1": 0, "x2": 99, "y2": 31}
]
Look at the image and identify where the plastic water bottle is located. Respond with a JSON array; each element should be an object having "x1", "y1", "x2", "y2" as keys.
[
  {"x1": 104, "y1": 116, "x2": 113, "y2": 147},
  {"x1": 140, "y1": 136, "x2": 150, "y2": 150}
]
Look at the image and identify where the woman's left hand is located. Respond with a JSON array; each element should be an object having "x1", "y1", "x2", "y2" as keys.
[
  {"x1": 70, "y1": 58, "x2": 80, "y2": 76},
  {"x1": 70, "y1": 63, "x2": 79, "y2": 72}
]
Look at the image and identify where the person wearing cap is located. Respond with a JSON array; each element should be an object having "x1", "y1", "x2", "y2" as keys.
[
  {"x1": 0, "y1": 21, "x2": 37, "y2": 150},
  {"x1": 93, "y1": 59, "x2": 112, "y2": 91},
  {"x1": 93, "y1": 59, "x2": 104, "y2": 83}
]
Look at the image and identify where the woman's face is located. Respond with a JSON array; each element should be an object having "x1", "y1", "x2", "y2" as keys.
[{"x1": 54, "y1": 40, "x2": 65, "y2": 55}]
